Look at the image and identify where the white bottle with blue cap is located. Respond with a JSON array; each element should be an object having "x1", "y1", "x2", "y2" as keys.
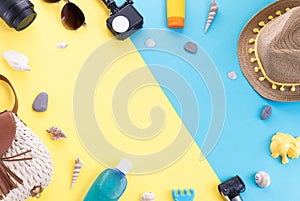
[{"x1": 84, "y1": 159, "x2": 133, "y2": 201}]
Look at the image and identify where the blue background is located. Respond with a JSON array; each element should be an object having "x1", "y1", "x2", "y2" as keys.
[{"x1": 129, "y1": 0, "x2": 300, "y2": 200}]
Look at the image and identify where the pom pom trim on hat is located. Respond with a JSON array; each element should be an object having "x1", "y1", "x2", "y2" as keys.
[{"x1": 247, "y1": 7, "x2": 299, "y2": 92}]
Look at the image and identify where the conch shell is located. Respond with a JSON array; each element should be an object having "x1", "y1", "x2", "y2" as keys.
[
  {"x1": 46, "y1": 126, "x2": 67, "y2": 140},
  {"x1": 255, "y1": 171, "x2": 271, "y2": 188},
  {"x1": 204, "y1": 0, "x2": 218, "y2": 33},
  {"x1": 71, "y1": 157, "x2": 82, "y2": 189},
  {"x1": 270, "y1": 132, "x2": 300, "y2": 164},
  {"x1": 140, "y1": 192, "x2": 155, "y2": 201}
]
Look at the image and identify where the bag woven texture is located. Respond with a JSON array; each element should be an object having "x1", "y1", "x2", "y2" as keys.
[
  {"x1": 0, "y1": 75, "x2": 53, "y2": 201},
  {"x1": 2, "y1": 114, "x2": 53, "y2": 201}
]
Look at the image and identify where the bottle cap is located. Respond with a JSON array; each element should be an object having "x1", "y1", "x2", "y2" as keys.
[
  {"x1": 116, "y1": 158, "x2": 133, "y2": 175},
  {"x1": 168, "y1": 17, "x2": 184, "y2": 28}
]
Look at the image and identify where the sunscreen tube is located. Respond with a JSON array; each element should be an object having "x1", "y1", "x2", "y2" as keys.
[{"x1": 167, "y1": 0, "x2": 185, "y2": 28}]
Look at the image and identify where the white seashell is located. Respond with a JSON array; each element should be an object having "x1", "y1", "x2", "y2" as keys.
[
  {"x1": 144, "y1": 38, "x2": 156, "y2": 48},
  {"x1": 204, "y1": 0, "x2": 219, "y2": 33},
  {"x1": 255, "y1": 171, "x2": 271, "y2": 188},
  {"x1": 2, "y1": 50, "x2": 30, "y2": 71},
  {"x1": 71, "y1": 157, "x2": 83, "y2": 189},
  {"x1": 57, "y1": 42, "x2": 68, "y2": 48},
  {"x1": 140, "y1": 192, "x2": 155, "y2": 201},
  {"x1": 228, "y1": 71, "x2": 237, "y2": 80}
]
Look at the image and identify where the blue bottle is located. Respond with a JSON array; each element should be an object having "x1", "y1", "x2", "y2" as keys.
[{"x1": 84, "y1": 159, "x2": 133, "y2": 201}]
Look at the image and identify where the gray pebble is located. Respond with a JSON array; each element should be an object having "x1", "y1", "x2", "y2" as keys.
[
  {"x1": 32, "y1": 92, "x2": 48, "y2": 112},
  {"x1": 261, "y1": 105, "x2": 272, "y2": 120},
  {"x1": 184, "y1": 42, "x2": 198, "y2": 54}
]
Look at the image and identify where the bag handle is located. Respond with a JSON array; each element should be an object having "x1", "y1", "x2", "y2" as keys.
[{"x1": 0, "y1": 75, "x2": 18, "y2": 114}]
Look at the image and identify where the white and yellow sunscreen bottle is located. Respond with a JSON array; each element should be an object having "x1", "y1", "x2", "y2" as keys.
[{"x1": 166, "y1": 0, "x2": 185, "y2": 28}]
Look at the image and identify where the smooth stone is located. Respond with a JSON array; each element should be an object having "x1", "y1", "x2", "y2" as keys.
[
  {"x1": 261, "y1": 105, "x2": 272, "y2": 120},
  {"x1": 184, "y1": 42, "x2": 198, "y2": 54},
  {"x1": 32, "y1": 92, "x2": 48, "y2": 112}
]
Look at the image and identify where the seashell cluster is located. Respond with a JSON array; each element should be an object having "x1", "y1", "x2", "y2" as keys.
[
  {"x1": 140, "y1": 192, "x2": 155, "y2": 201},
  {"x1": 255, "y1": 171, "x2": 271, "y2": 188},
  {"x1": 46, "y1": 126, "x2": 67, "y2": 140},
  {"x1": 71, "y1": 157, "x2": 82, "y2": 189},
  {"x1": 204, "y1": 0, "x2": 218, "y2": 33},
  {"x1": 2, "y1": 50, "x2": 30, "y2": 71}
]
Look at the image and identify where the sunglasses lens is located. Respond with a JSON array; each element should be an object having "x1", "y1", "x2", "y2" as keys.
[{"x1": 61, "y1": 2, "x2": 85, "y2": 30}]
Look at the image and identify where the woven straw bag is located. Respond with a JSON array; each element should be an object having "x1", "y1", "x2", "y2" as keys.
[{"x1": 0, "y1": 75, "x2": 53, "y2": 201}]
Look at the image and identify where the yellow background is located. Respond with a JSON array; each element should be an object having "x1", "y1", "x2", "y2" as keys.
[{"x1": 0, "y1": 0, "x2": 222, "y2": 200}]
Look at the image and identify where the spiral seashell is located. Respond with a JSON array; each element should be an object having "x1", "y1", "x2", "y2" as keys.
[
  {"x1": 204, "y1": 0, "x2": 218, "y2": 33},
  {"x1": 255, "y1": 171, "x2": 271, "y2": 188},
  {"x1": 71, "y1": 157, "x2": 83, "y2": 189},
  {"x1": 140, "y1": 192, "x2": 155, "y2": 201},
  {"x1": 46, "y1": 126, "x2": 67, "y2": 140}
]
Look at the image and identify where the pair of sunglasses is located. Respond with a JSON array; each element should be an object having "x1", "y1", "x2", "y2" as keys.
[{"x1": 42, "y1": 0, "x2": 86, "y2": 30}]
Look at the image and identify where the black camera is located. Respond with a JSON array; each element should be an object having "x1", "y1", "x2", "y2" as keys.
[
  {"x1": 218, "y1": 175, "x2": 246, "y2": 201},
  {"x1": 0, "y1": 0, "x2": 36, "y2": 31},
  {"x1": 102, "y1": 0, "x2": 143, "y2": 40}
]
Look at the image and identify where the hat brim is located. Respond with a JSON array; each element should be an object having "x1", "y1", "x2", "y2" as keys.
[{"x1": 238, "y1": 0, "x2": 300, "y2": 102}]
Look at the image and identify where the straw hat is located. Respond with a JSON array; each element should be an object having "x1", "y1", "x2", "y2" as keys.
[{"x1": 238, "y1": 0, "x2": 300, "y2": 102}]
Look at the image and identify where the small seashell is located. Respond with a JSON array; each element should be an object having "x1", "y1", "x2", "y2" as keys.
[
  {"x1": 184, "y1": 42, "x2": 198, "y2": 54},
  {"x1": 204, "y1": 0, "x2": 219, "y2": 33},
  {"x1": 46, "y1": 126, "x2": 67, "y2": 140},
  {"x1": 228, "y1": 71, "x2": 237, "y2": 80},
  {"x1": 71, "y1": 157, "x2": 82, "y2": 189},
  {"x1": 140, "y1": 192, "x2": 155, "y2": 201},
  {"x1": 144, "y1": 38, "x2": 156, "y2": 48},
  {"x1": 32, "y1": 92, "x2": 48, "y2": 112},
  {"x1": 255, "y1": 171, "x2": 271, "y2": 188},
  {"x1": 2, "y1": 50, "x2": 30, "y2": 71},
  {"x1": 261, "y1": 105, "x2": 272, "y2": 120},
  {"x1": 57, "y1": 42, "x2": 68, "y2": 48}
]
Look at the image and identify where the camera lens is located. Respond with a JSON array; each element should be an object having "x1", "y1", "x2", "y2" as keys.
[{"x1": 0, "y1": 0, "x2": 37, "y2": 31}]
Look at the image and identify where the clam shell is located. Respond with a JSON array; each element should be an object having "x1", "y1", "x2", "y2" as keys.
[
  {"x1": 228, "y1": 71, "x2": 237, "y2": 80},
  {"x1": 255, "y1": 171, "x2": 271, "y2": 188},
  {"x1": 140, "y1": 192, "x2": 155, "y2": 201},
  {"x1": 145, "y1": 38, "x2": 156, "y2": 48}
]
